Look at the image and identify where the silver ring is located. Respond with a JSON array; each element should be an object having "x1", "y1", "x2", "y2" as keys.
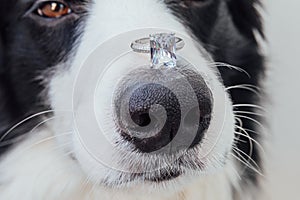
[{"x1": 130, "y1": 35, "x2": 185, "y2": 53}]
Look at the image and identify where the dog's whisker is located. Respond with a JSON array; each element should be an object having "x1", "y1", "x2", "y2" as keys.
[
  {"x1": 0, "y1": 109, "x2": 72, "y2": 142},
  {"x1": 234, "y1": 110, "x2": 264, "y2": 117},
  {"x1": 0, "y1": 135, "x2": 28, "y2": 147},
  {"x1": 30, "y1": 132, "x2": 73, "y2": 149},
  {"x1": 29, "y1": 116, "x2": 61, "y2": 134},
  {"x1": 0, "y1": 116, "x2": 68, "y2": 147},
  {"x1": 232, "y1": 147, "x2": 262, "y2": 173},
  {"x1": 233, "y1": 121, "x2": 254, "y2": 161},
  {"x1": 0, "y1": 110, "x2": 55, "y2": 142},
  {"x1": 234, "y1": 114, "x2": 265, "y2": 130},
  {"x1": 233, "y1": 137, "x2": 248, "y2": 144},
  {"x1": 235, "y1": 125, "x2": 260, "y2": 135},
  {"x1": 235, "y1": 116, "x2": 243, "y2": 126},
  {"x1": 232, "y1": 146, "x2": 256, "y2": 169},
  {"x1": 233, "y1": 112, "x2": 265, "y2": 177},
  {"x1": 234, "y1": 131, "x2": 265, "y2": 154},
  {"x1": 225, "y1": 84, "x2": 261, "y2": 96},
  {"x1": 235, "y1": 117, "x2": 265, "y2": 152},
  {"x1": 208, "y1": 62, "x2": 251, "y2": 78},
  {"x1": 243, "y1": 127, "x2": 261, "y2": 135},
  {"x1": 226, "y1": 84, "x2": 261, "y2": 91},
  {"x1": 233, "y1": 104, "x2": 266, "y2": 111},
  {"x1": 234, "y1": 117, "x2": 244, "y2": 141},
  {"x1": 13, "y1": 132, "x2": 74, "y2": 158},
  {"x1": 230, "y1": 150, "x2": 263, "y2": 176},
  {"x1": 230, "y1": 152, "x2": 262, "y2": 176}
]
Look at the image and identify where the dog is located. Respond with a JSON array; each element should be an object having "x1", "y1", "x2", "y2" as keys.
[{"x1": 0, "y1": 0, "x2": 266, "y2": 199}]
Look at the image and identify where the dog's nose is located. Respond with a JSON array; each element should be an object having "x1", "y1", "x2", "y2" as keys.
[{"x1": 114, "y1": 66, "x2": 213, "y2": 154}]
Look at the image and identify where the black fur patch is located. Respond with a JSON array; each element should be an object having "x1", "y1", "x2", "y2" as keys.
[
  {"x1": 166, "y1": 0, "x2": 265, "y2": 193},
  {"x1": 0, "y1": 0, "x2": 88, "y2": 153}
]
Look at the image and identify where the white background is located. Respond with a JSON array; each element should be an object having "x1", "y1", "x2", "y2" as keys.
[{"x1": 264, "y1": 0, "x2": 300, "y2": 199}]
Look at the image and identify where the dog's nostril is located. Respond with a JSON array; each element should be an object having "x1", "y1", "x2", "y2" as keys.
[{"x1": 131, "y1": 112, "x2": 151, "y2": 127}]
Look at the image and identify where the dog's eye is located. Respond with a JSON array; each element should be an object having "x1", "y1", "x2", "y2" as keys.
[{"x1": 35, "y1": 1, "x2": 72, "y2": 18}]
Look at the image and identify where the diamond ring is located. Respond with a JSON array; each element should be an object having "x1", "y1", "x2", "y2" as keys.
[{"x1": 131, "y1": 33, "x2": 185, "y2": 68}]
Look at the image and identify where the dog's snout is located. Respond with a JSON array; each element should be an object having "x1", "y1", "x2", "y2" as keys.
[
  {"x1": 129, "y1": 83, "x2": 181, "y2": 128},
  {"x1": 114, "y1": 66, "x2": 213, "y2": 154},
  {"x1": 127, "y1": 83, "x2": 182, "y2": 152}
]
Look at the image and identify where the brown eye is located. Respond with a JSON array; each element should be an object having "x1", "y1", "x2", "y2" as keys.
[{"x1": 36, "y1": 1, "x2": 72, "y2": 18}]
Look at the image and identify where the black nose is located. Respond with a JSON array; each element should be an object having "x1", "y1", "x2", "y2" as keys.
[{"x1": 114, "y1": 66, "x2": 213, "y2": 154}]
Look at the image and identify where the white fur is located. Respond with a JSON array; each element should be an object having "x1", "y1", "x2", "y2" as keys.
[
  {"x1": 0, "y1": 0, "x2": 238, "y2": 199},
  {"x1": 0, "y1": 128, "x2": 238, "y2": 200}
]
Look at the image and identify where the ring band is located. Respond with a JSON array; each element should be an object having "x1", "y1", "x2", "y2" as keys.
[{"x1": 131, "y1": 36, "x2": 185, "y2": 53}]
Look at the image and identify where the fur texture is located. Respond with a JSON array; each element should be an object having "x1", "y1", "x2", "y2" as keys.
[{"x1": 0, "y1": 0, "x2": 265, "y2": 199}]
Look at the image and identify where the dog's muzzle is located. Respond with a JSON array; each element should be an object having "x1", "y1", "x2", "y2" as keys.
[{"x1": 113, "y1": 33, "x2": 213, "y2": 154}]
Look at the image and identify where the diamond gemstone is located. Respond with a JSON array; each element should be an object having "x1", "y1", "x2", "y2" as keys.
[{"x1": 150, "y1": 33, "x2": 177, "y2": 68}]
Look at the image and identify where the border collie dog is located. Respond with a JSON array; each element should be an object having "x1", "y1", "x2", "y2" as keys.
[{"x1": 0, "y1": 0, "x2": 266, "y2": 199}]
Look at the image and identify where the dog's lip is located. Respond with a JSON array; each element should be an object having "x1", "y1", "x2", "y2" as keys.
[
  {"x1": 124, "y1": 169, "x2": 182, "y2": 184},
  {"x1": 144, "y1": 170, "x2": 181, "y2": 182},
  {"x1": 99, "y1": 169, "x2": 182, "y2": 187}
]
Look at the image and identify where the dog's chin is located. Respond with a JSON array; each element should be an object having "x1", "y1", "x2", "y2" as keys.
[
  {"x1": 98, "y1": 155, "x2": 228, "y2": 189},
  {"x1": 97, "y1": 170, "x2": 198, "y2": 193},
  {"x1": 73, "y1": 145, "x2": 229, "y2": 193},
  {"x1": 101, "y1": 170, "x2": 182, "y2": 188}
]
